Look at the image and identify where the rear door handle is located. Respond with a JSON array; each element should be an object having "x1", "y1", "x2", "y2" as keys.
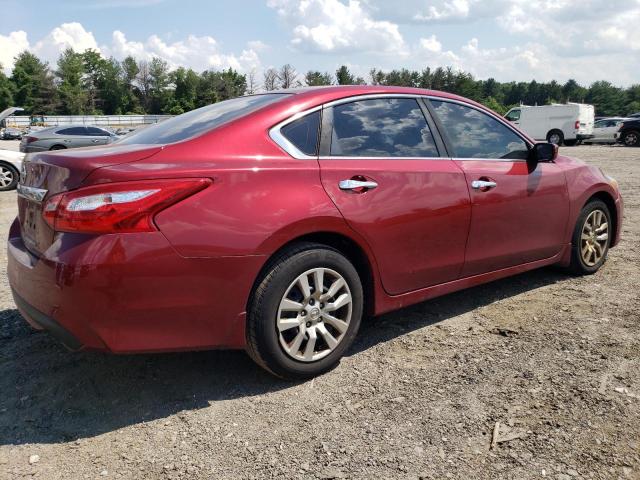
[
  {"x1": 339, "y1": 179, "x2": 378, "y2": 191},
  {"x1": 471, "y1": 180, "x2": 497, "y2": 190}
]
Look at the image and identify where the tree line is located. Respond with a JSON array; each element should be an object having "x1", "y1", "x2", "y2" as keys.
[{"x1": 0, "y1": 49, "x2": 638, "y2": 118}]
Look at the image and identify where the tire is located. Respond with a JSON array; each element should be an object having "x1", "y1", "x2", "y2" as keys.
[
  {"x1": 564, "y1": 139, "x2": 577, "y2": 147},
  {"x1": 622, "y1": 130, "x2": 640, "y2": 147},
  {"x1": 547, "y1": 130, "x2": 564, "y2": 146},
  {"x1": 0, "y1": 163, "x2": 18, "y2": 191},
  {"x1": 246, "y1": 242, "x2": 363, "y2": 379},
  {"x1": 568, "y1": 200, "x2": 611, "y2": 275},
  {"x1": 49, "y1": 144, "x2": 66, "y2": 150}
]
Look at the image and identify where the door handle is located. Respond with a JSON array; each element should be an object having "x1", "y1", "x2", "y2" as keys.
[
  {"x1": 471, "y1": 180, "x2": 497, "y2": 190},
  {"x1": 339, "y1": 179, "x2": 378, "y2": 191},
  {"x1": 92, "y1": 139, "x2": 100, "y2": 143}
]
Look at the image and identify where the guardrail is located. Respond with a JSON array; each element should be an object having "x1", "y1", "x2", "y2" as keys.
[{"x1": 5, "y1": 115, "x2": 173, "y2": 128}]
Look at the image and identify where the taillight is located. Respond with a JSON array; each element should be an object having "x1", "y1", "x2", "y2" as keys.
[
  {"x1": 42, "y1": 178, "x2": 211, "y2": 234},
  {"x1": 574, "y1": 120, "x2": 580, "y2": 130},
  {"x1": 23, "y1": 136, "x2": 37, "y2": 144}
]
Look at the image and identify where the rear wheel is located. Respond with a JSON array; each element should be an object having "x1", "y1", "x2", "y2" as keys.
[
  {"x1": 49, "y1": 144, "x2": 66, "y2": 150},
  {"x1": 246, "y1": 242, "x2": 363, "y2": 379},
  {"x1": 0, "y1": 163, "x2": 18, "y2": 191},
  {"x1": 622, "y1": 130, "x2": 639, "y2": 147},
  {"x1": 547, "y1": 130, "x2": 564, "y2": 146},
  {"x1": 568, "y1": 200, "x2": 611, "y2": 275}
]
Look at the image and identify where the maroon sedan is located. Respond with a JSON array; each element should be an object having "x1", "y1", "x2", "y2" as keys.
[{"x1": 9, "y1": 86, "x2": 623, "y2": 378}]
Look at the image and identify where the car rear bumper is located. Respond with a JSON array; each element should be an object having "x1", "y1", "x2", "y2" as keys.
[
  {"x1": 7, "y1": 218, "x2": 264, "y2": 353},
  {"x1": 19, "y1": 144, "x2": 48, "y2": 153}
]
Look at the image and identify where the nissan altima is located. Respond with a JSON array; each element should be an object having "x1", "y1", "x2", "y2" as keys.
[{"x1": 8, "y1": 86, "x2": 623, "y2": 379}]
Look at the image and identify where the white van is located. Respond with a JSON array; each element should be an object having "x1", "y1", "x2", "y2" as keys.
[{"x1": 504, "y1": 103, "x2": 595, "y2": 146}]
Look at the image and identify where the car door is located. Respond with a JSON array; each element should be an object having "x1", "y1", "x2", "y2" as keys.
[
  {"x1": 86, "y1": 127, "x2": 113, "y2": 145},
  {"x1": 427, "y1": 98, "x2": 569, "y2": 277},
  {"x1": 316, "y1": 97, "x2": 471, "y2": 295}
]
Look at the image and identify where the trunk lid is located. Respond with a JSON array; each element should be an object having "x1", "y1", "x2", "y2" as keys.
[{"x1": 18, "y1": 144, "x2": 162, "y2": 256}]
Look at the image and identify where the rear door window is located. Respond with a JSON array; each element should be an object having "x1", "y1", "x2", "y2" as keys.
[
  {"x1": 329, "y1": 98, "x2": 439, "y2": 157},
  {"x1": 86, "y1": 127, "x2": 110, "y2": 136}
]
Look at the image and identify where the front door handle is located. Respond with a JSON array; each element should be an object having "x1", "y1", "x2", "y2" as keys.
[
  {"x1": 471, "y1": 180, "x2": 497, "y2": 190},
  {"x1": 339, "y1": 179, "x2": 378, "y2": 191}
]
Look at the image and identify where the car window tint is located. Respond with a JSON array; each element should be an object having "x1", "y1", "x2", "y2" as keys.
[
  {"x1": 281, "y1": 110, "x2": 320, "y2": 156},
  {"x1": 431, "y1": 100, "x2": 529, "y2": 160},
  {"x1": 330, "y1": 98, "x2": 439, "y2": 157},
  {"x1": 118, "y1": 94, "x2": 289, "y2": 145},
  {"x1": 57, "y1": 127, "x2": 86, "y2": 135},
  {"x1": 86, "y1": 127, "x2": 109, "y2": 136}
]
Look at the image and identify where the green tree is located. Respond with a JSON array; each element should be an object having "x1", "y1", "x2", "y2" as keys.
[
  {"x1": 121, "y1": 56, "x2": 142, "y2": 113},
  {"x1": 56, "y1": 48, "x2": 86, "y2": 114},
  {"x1": 82, "y1": 49, "x2": 108, "y2": 113},
  {"x1": 10, "y1": 51, "x2": 57, "y2": 114},
  {"x1": 148, "y1": 57, "x2": 171, "y2": 113},
  {"x1": 171, "y1": 67, "x2": 199, "y2": 112},
  {"x1": 586, "y1": 81, "x2": 625, "y2": 116},
  {"x1": 336, "y1": 65, "x2": 356, "y2": 85},
  {"x1": 0, "y1": 65, "x2": 14, "y2": 111},
  {"x1": 305, "y1": 70, "x2": 333, "y2": 86}
]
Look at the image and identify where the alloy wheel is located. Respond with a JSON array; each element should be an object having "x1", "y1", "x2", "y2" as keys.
[
  {"x1": 549, "y1": 133, "x2": 561, "y2": 145},
  {"x1": 580, "y1": 209, "x2": 609, "y2": 266},
  {"x1": 0, "y1": 166, "x2": 14, "y2": 188},
  {"x1": 277, "y1": 267, "x2": 352, "y2": 362},
  {"x1": 624, "y1": 132, "x2": 638, "y2": 146}
]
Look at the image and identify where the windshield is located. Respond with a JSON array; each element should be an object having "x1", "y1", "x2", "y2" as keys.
[{"x1": 118, "y1": 94, "x2": 290, "y2": 145}]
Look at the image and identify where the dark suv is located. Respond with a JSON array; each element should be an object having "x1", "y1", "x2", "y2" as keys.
[{"x1": 617, "y1": 118, "x2": 640, "y2": 147}]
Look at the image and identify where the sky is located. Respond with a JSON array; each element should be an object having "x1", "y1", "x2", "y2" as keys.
[{"x1": 0, "y1": 0, "x2": 639, "y2": 87}]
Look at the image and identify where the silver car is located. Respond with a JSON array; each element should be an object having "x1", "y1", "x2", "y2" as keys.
[{"x1": 19, "y1": 125, "x2": 118, "y2": 153}]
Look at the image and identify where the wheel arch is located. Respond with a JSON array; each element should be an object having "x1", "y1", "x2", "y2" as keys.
[
  {"x1": 584, "y1": 190, "x2": 618, "y2": 245},
  {"x1": 248, "y1": 231, "x2": 377, "y2": 319}
]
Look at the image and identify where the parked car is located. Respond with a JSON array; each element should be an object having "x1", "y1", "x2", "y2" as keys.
[
  {"x1": 1, "y1": 127, "x2": 24, "y2": 140},
  {"x1": 628, "y1": 112, "x2": 640, "y2": 118},
  {"x1": 616, "y1": 118, "x2": 640, "y2": 146},
  {"x1": 0, "y1": 149, "x2": 24, "y2": 191},
  {"x1": 9, "y1": 86, "x2": 623, "y2": 379},
  {"x1": 585, "y1": 117, "x2": 629, "y2": 144},
  {"x1": 504, "y1": 103, "x2": 594, "y2": 146},
  {"x1": 19, "y1": 125, "x2": 118, "y2": 153}
]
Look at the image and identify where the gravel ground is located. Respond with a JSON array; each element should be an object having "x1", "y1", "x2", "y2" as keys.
[{"x1": 0, "y1": 144, "x2": 638, "y2": 480}]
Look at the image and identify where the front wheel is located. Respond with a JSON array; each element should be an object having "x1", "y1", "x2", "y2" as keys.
[
  {"x1": 246, "y1": 242, "x2": 363, "y2": 379},
  {"x1": 568, "y1": 200, "x2": 611, "y2": 275},
  {"x1": 0, "y1": 164, "x2": 19, "y2": 191}
]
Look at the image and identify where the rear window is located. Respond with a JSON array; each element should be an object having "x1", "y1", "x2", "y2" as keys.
[{"x1": 118, "y1": 94, "x2": 289, "y2": 145}]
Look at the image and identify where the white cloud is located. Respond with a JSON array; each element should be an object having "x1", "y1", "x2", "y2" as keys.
[
  {"x1": 103, "y1": 31, "x2": 262, "y2": 72},
  {"x1": 413, "y1": 0, "x2": 477, "y2": 21},
  {"x1": 0, "y1": 31, "x2": 29, "y2": 73},
  {"x1": 267, "y1": 0, "x2": 406, "y2": 55},
  {"x1": 0, "y1": 23, "x2": 262, "y2": 75},
  {"x1": 32, "y1": 23, "x2": 100, "y2": 65}
]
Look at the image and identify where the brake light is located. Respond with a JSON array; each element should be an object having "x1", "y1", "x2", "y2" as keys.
[
  {"x1": 23, "y1": 136, "x2": 37, "y2": 144},
  {"x1": 574, "y1": 120, "x2": 580, "y2": 130},
  {"x1": 42, "y1": 178, "x2": 211, "y2": 233}
]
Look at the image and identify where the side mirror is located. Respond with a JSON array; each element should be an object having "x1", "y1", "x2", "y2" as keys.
[{"x1": 528, "y1": 142, "x2": 558, "y2": 171}]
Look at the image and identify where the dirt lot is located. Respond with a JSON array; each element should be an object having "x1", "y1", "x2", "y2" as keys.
[{"x1": 0, "y1": 144, "x2": 638, "y2": 479}]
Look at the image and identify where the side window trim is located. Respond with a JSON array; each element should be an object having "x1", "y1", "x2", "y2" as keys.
[
  {"x1": 269, "y1": 105, "x2": 323, "y2": 159},
  {"x1": 425, "y1": 96, "x2": 533, "y2": 162}
]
